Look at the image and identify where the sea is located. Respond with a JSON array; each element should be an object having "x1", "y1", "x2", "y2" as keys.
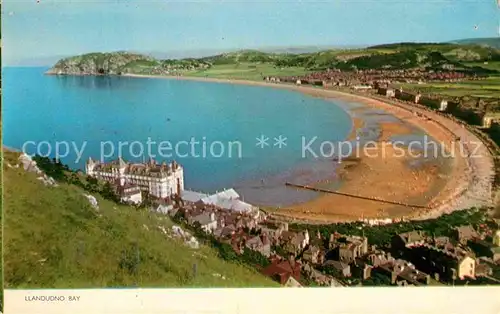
[{"x1": 3, "y1": 67, "x2": 358, "y2": 206}]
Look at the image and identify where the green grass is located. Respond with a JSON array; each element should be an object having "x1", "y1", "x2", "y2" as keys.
[
  {"x1": 185, "y1": 62, "x2": 311, "y2": 80},
  {"x1": 464, "y1": 61, "x2": 500, "y2": 72},
  {"x1": 3, "y1": 151, "x2": 277, "y2": 288},
  {"x1": 395, "y1": 77, "x2": 500, "y2": 98}
]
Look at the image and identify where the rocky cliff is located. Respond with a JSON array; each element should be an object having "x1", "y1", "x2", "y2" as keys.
[{"x1": 45, "y1": 52, "x2": 158, "y2": 75}]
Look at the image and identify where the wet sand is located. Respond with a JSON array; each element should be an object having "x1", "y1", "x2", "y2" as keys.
[{"x1": 124, "y1": 74, "x2": 494, "y2": 223}]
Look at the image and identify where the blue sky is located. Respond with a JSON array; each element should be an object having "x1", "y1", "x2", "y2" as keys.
[{"x1": 2, "y1": 0, "x2": 499, "y2": 65}]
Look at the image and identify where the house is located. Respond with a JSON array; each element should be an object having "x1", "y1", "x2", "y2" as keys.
[
  {"x1": 117, "y1": 184, "x2": 143, "y2": 204},
  {"x1": 189, "y1": 212, "x2": 218, "y2": 234},
  {"x1": 302, "y1": 245, "x2": 324, "y2": 265},
  {"x1": 351, "y1": 261, "x2": 373, "y2": 280},
  {"x1": 395, "y1": 88, "x2": 420, "y2": 103},
  {"x1": 302, "y1": 264, "x2": 343, "y2": 287},
  {"x1": 377, "y1": 87, "x2": 395, "y2": 97},
  {"x1": 439, "y1": 100, "x2": 449, "y2": 111},
  {"x1": 262, "y1": 256, "x2": 302, "y2": 285},
  {"x1": 213, "y1": 225, "x2": 237, "y2": 239},
  {"x1": 323, "y1": 260, "x2": 351, "y2": 277},
  {"x1": 494, "y1": 230, "x2": 500, "y2": 247},
  {"x1": 352, "y1": 85, "x2": 372, "y2": 91},
  {"x1": 482, "y1": 112, "x2": 500, "y2": 128},
  {"x1": 245, "y1": 234, "x2": 271, "y2": 257},
  {"x1": 284, "y1": 275, "x2": 302, "y2": 287},
  {"x1": 280, "y1": 230, "x2": 310, "y2": 255},
  {"x1": 418, "y1": 96, "x2": 448, "y2": 111},
  {"x1": 457, "y1": 256, "x2": 476, "y2": 280},
  {"x1": 468, "y1": 239, "x2": 497, "y2": 259},
  {"x1": 493, "y1": 247, "x2": 500, "y2": 263},
  {"x1": 453, "y1": 225, "x2": 478, "y2": 244},
  {"x1": 376, "y1": 259, "x2": 430, "y2": 286},
  {"x1": 403, "y1": 244, "x2": 475, "y2": 281},
  {"x1": 391, "y1": 230, "x2": 426, "y2": 252},
  {"x1": 368, "y1": 251, "x2": 396, "y2": 267},
  {"x1": 330, "y1": 234, "x2": 369, "y2": 263},
  {"x1": 475, "y1": 262, "x2": 493, "y2": 277}
]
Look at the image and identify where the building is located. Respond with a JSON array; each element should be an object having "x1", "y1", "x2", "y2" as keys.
[
  {"x1": 493, "y1": 230, "x2": 500, "y2": 247},
  {"x1": 439, "y1": 100, "x2": 449, "y2": 111},
  {"x1": 375, "y1": 259, "x2": 430, "y2": 286},
  {"x1": 453, "y1": 225, "x2": 478, "y2": 244},
  {"x1": 377, "y1": 87, "x2": 395, "y2": 98},
  {"x1": 284, "y1": 275, "x2": 302, "y2": 287},
  {"x1": 198, "y1": 189, "x2": 258, "y2": 214},
  {"x1": 86, "y1": 157, "x2": 184, "y2": 199},
  {"x1": 262, "y1": 256, "x2": 302, "y2": 285},
  {"x1": 323, "y1": 260, "x2": 351, "y2": 277},
  {"x1": 482, "y1": 113, "x2": 500, "y2": 128},
  {"x1": 116, "y1": 184, "x2": 142, "y2": 204},
  {"x1": 468, "y1": 239, "x2": 498, "y2": 259},
  {"x1": 330, "y1": 234, "x2": 369, "y2": 263},
  {"x1": 352, "y1": 85, "x2": 372, "y2": 91},
  {"x1": 302, "y1": 245, "x2": 324, "y2": 265},
  {"x1": 245, "y1": 234, "x2": 271, "y2": 257},
  {"x1": 181, "y1": 190, "x2": 208, "y2": 204},
  {"x1": 395, "y1": 88, "x2": 420, "y2": 103},
  {"x1": 391, "y1": 230, "x2": 426, "y2": 252},
  {"x1": 403, "y1": 244, "x2": 475, "y2": 281},
  {"x1": 419, "y1": 96, "x2": 448, "y2": 111},
  {"x1": 280, "y1": 230, "x2": 310, "y2": 255},
  {"x1": 188, "y1": 212, "x2": 218, "y2": 234}
]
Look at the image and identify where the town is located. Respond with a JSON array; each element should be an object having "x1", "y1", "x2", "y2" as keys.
[
  {"x1": 81, "y1": 157, "x2": 500, "y2": 287},
  {"x1": 266, "y1": 68, "x2": 500, "y2": 130}
]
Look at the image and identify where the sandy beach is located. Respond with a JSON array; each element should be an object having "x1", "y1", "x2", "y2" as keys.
[{"x1": 124, "y1": 73, "x2": 495, "y2": 223}]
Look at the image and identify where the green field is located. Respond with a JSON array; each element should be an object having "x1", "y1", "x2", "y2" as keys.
[
  {"x1": 3, "y1": 151, "x2": 277, "y2": 288},
  {"x1": 395, "y1": 76, "x2": 500, "y2": 98},
  {"x1": 185, "y1": 62, "x2": 311, "y2": 80},
  {"x1": 464, "y1": 61, "x2": 500, "y2": 72}
]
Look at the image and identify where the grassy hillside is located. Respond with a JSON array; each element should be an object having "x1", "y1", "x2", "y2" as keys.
[
  {"x1": 187, "y1": 63, "x2": 311, "y2": 80},
  {"x1": 48, "y1": 41, "x2": 500, "y2": 81},
  {"x1": 3, "y1": 151, "x2": 277, "y2": 288},
  {"x1": 450, "y1": 37, "x2": 500, "y2": 49},
  {"x1": 395, "y1": 76, "x2": 500, "y2": 98},
  {"x1": 370, "y1": 42, "x2": 500, "y2": 62},
  {"x1": 186, "y1": 43, "x2": 500, "y2": 77}
]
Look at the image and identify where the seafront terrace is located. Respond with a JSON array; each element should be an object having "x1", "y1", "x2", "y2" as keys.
[{"x1": 277, "y1": 69, "x2": 479, "y2": 87}]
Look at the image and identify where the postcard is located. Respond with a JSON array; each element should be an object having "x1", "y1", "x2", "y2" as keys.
[{"x1": 2, "y1": 0, "x2": 500, "y2": 313}]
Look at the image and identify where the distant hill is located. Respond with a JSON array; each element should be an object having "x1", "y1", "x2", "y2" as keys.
[
  {"x1": 3, "y1": 151, "x2": 277, "y2": 288},
  {"x1": 450, "y1": 37, "x2": 500, "y2": 49},
  {"x1": 48, "y1": 40, "x2": 500, "y2": 77}
]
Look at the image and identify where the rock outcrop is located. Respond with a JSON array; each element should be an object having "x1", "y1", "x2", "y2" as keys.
[
  {"x1": 46, "y1": 51, "x2": 211, "y2": 76},
  {"x1": 45, "y1": 52, "x2": 157, "y2": 76}
]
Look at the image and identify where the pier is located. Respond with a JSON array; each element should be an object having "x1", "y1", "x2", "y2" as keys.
[{"x1": 285, "y1": 182, "x2": 429, "y2": 209}]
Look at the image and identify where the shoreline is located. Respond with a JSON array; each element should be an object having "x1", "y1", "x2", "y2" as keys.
[{"x1": 123, "y1": 74, "x2": 494, "y2": 222}]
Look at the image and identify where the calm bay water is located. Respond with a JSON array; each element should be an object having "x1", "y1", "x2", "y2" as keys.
[{"x1": 3, "y1": 67, "x2": 353, "y2": 206}]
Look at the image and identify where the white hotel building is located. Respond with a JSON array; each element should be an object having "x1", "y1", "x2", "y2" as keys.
[{"x1": 86, "y1": 157, "x2": 184, "y2": 199}]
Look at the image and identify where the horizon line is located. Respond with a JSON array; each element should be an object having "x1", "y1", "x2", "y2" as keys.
[{"x1": 4, "y1": 36, "x2": 498, "y2": 67}]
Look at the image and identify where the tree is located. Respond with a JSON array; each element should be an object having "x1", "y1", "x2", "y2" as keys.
[{"x1": 101, "y1": 182, "x2": 119, "y2": 202}]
